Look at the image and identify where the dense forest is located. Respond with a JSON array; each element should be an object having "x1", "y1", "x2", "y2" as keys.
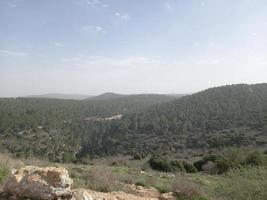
[
  {"x1": 82, "y1": 84, "x2": 267, "y2": 158},
  {"x1": 0, "y1": 94, "x2": 175, "y2": 161},
  {"x1": 1, "y1": 84, "x2": 267, "y2": 162}
]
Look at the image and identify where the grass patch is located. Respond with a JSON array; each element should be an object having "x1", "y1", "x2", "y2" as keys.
[
  {"x1": 0, "y1": 154, "x2": 11, "y2": 185},
  {"x1": 215, "y1": 166, "x2": 267, "y2": 200}
]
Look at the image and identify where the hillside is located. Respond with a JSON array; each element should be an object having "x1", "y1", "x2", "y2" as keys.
[
  {"x1": 1, "y1": 84, "x2": 267, "y2": 161},
  {"x1": 0, "y1": 94, "x2": 175, "y2": 161},
  {"x1": 82, "y1": 84, "x2": 267, "y2": 157}
]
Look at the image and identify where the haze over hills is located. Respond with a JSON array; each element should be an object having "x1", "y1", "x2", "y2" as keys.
[
  {"x1": 26, "y1": 93, "x2": 93, "y2": 100},
  {"x1": 89, "y1": 92, "x2": 126, "y2": 100},
  {"x1": 25, "y1": 92, "x2": 185, "y2": 101}
]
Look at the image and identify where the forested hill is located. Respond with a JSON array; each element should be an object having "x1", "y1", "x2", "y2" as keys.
[
  {"x1": 0, "y1": 93, "x2": 175, "y2": 161},
  {"x1": 84, "y1": 84, "x2": 267, "y2": 157},
  {"x1": 1, "y1": 84, "x2": 267, "y2": 161}
]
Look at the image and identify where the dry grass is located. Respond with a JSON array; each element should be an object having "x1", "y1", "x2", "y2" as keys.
[
  {"x1": 171, "y1": 179, "x2": 207, "y2": 199},
  {"x1": 72, "y1": 166, "x2": 119, "y2": 192}
]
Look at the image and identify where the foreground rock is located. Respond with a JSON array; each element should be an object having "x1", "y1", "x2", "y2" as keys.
[
  {"x1": 3, "y1": 166, "x2": 175, "y2": 200},
  {"x1": 3, "y1": 166, "x2": 72, "y2": 200},
  {"x1": 72, "y1": 188, "x2": 158, "y2": 200}
]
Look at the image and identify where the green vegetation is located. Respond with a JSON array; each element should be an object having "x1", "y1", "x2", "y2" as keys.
[
  {"x1": 0, "y1": 155, "x2": 11, "y2": 185},
  {"x1": 1, "y1": 84, "x2": 267, "y2": 199},
  {"x1": 1, "y1": 153, "x2": 267, "y2": 199},
  {"x1": 215, "y1": 167, "x2": 267, "y2": 200},
  {"x1": 149, "y1": 155, "x2": 197, "y2": 173},
  {"x1": 0, "y1": 94, "x2": 174, "y2": 161},
  {"x1": 81, "y1": 84, "x2": 267, "y2": 158},
  {"x1": 194, "y1": 149, "x2": 267, "y2": 174},
  {"x1": 1, "y1": 83, "x2": 267, "y2": 163}
]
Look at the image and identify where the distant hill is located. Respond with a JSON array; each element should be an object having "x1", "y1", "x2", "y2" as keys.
[
  {"x1": 0, "y1": 92, "x2": 176, "y2": 161},
  {"x1": 26, "y1": 93, "x2": 93, "y2": 100},
  {"x1": 166, "y1": 94, "x2": 189, "y2": 98},
  {"x1": 83, "y1": 83, "x2": 267, "y2": 157},
  {"x1": 2, "y1": 84, "x2": 267, "y2": 160},
  {"x1": 89, "y1": 92, "x2": 126, "y2": 100}
]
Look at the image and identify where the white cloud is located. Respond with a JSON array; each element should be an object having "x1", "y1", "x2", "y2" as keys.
[
  {"x1": 85, "y1": 0, "x2": 108, "y2": 8},
  {"x1": 6, "y1": 0, "x2": 24, "y2": 8},
  {"x1": 0, "y1": 49, "x2": 29, "y2": 57},
  {"x1": 115, "y1": 12, "x2": 131, "y2": 21},
  {"x1": 54, "y1": 42, "x2": 63, "y2": 47},
  {"x1": 194, "y1": 59, "x2": 221, "y2": 65},
  {"x1": 7, "y1": 3, "x2": 17, "y2": 8},
  {"x1": 200, "y1": 1, "x2": 206, "y2": 7},
  {"x1": 164, "y1": 2, "x2": 172, "y2": 10},
  {"x1": 81, "y1": 25, "x2": 106, "y2": 34},
  {"x1": 62, "y1": 55, "x2": 161, "y2": 69}
]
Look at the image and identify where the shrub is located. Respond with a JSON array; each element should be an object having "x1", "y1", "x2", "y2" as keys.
[
  {"x1": 170, "y1": 160, "x2": 185, "y2": 172},
  {"x1": 193, "y1": 160, "x2": 206, "y2": 171},
  {"x1": 244, "y1": 150, "x2": 267, "y2": 166},
  {"x1": 215, "y1": 156, "x2": 232, "y2": 174},
  {"x1": 84, "y1": 167, "x2": 117, "y2": 192},
  {"x1": 149, "y1": 155, "x2": 188, "y2": 172},
  {"x1": 194, "y1": 149, "x2": 266, "y2": 174},
  {"x1": 182, "y1": 161, "x2": 198, "y2": 173},
  {"x1": 149, "y1": 155, "x2": 173, "y2": 172},
  {"x1": 171, "y1": 180, "x2": 208, "y2": 200}
]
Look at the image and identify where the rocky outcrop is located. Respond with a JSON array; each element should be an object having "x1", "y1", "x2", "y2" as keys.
[
  {"x1": 71, "y1": 189, "x2": 93, "y2": 200},
  {"x1": 3, "y1": 166, "x2": 175, "y2": 200},
  {"x1": 3, "y1": 166, "x2": 72, "y2": 200},
  {"x1": 72, "y1": 189, "x2": 157, "y2": 200}
]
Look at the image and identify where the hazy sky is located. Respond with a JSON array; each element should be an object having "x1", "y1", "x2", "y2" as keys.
[{"x1": 0, "y1": 0, "x2": 267, "y2": 97}]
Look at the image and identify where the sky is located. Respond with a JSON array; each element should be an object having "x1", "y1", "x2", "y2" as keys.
[{"x1": 0, "y1": 0, "x2": 267, "y2": 97}]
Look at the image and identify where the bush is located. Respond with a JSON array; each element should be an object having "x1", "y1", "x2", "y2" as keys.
[
  {"x1": 182, "y1": 161, "x2": 198, "y2": 173},
  {"x1": 171, "y1": 180, "x2": 208, "y2": 200},
  {"x1": 82, "y1": 167, "x2": 117, "y2": 192},
  {"x1": 170, "y1": 160, "x2": 185, "y2": 172},
  {"x1": 149, "y1": 155, "x2": 191, "y2": 172},
  {"x1": 244, "y1": 150, "x2": 267, "y2": 166},
  {"x1": 193, "y1": 160, "x2": 206, "y2": 171},
  {"x1": 194, "y1": 149, "x2": 267, "y2": 174},
  {"x1": 149, "y1": 155, "x2": 173, "y2": 172}
]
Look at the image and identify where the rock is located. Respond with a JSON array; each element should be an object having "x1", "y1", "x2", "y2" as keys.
[
  {"x1": 73, "y1": 189, "x2": 158, "y2": 200},
  {"x1": 72, "y1": 189, "x2": 93, "y2": 200},
  {"x1": 3, "y1": 166, "x2": 72, "y2": 200},
  {"x1": 159, "y1": 192, "x2": 176, "y2": 200},
  {"x1": 123, "y1": 184, "x2": 160, "y2": 198}
]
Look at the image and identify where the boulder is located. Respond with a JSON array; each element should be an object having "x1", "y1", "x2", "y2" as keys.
[
  {"x1": 72, "y1": 189, "x2": 93, "y2": 200},
  {"x1": 3, "y1": 166, "x2": 72, "y2": 200}
]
